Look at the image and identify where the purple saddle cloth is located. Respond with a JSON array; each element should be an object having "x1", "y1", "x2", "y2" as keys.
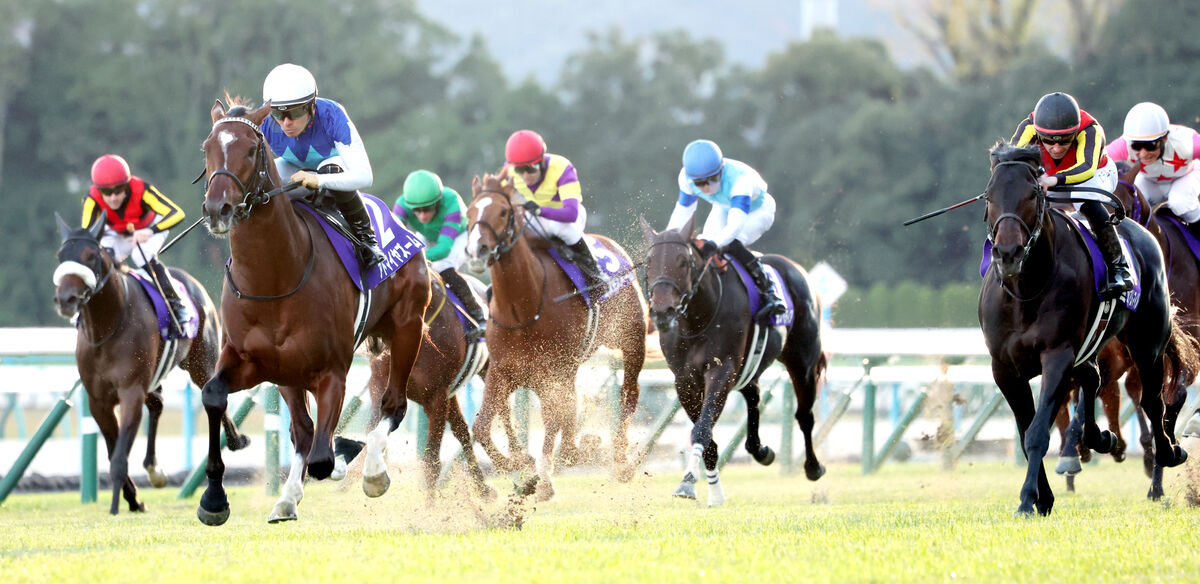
[
  {"x1": 294, "y1": 193, "x2": 425, "y2": 291},
  {"x1": 725, "y1": 255, "x2": 795, "y2": 327},
  {"x1": 546, "y1": 235, "x2": 635, "y2": 306},
  {"x1": 443, "y1": 284, "x2": 484, "y2": 344},
  {"x1": 129, "y1": 271, "x2": 200, "y2": 340}
]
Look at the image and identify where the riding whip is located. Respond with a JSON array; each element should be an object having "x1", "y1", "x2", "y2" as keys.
[{"x1": 903, "y1": 193, "x2": 986, "y2": 226}]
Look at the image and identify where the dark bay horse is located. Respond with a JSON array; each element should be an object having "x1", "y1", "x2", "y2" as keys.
[
  {"x1": 641, "y1": 217, "x2": 825, "y2": 506},
  {"x1": 364, "y1": 271, "x2": 494, "y2": 502},
  {"x1": 979, "y1": 142, "x2": 1196, "y2": 516},
  {"x1": 198, "y1": 101, "x2": 430, "y2": 525},
  {"x1": 1055, "y1": 159, "x2": 1200, "y2": 498},
  {"x1": 53, "y1": 217, "x2": 242, "y2": 514},
  {"x1": 465, "y1": 173, "x2": 647, "y2": 501}
]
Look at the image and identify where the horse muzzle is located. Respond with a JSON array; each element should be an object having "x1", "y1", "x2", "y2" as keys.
[
  {"x1": 53, "y1": 291, "x2": 81, "y2": 319},
  {"x1": 203, "y1": 199, "x2": 235, "y2": 236}
]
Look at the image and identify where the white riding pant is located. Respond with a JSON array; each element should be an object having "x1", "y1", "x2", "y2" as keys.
[
  {"x1": 421, "y1": 232, "x2": 470, "y2": 273},
  {"x1": 275, "y1": 156, "x2": 345, "y2": 177},
  {"x1": 1068, "y1": 159, "x2": 1118, "y2": 212},
  {"x1": 100, "y1": 228, "x2": 168, "y2": 268},
  {"x1": 529, "y1": 205, "x2": 588, "y2": 246},
  {"x1": 1135, "y1": 170, "x2": 1200, "y2": 222},
  {"x1": 701, "y1": 193, "x2": 776, "y2": 246}
]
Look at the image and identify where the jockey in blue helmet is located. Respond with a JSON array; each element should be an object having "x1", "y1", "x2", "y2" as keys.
[{"x1": 667, "y1": 139, "x2": 785, "y2": 320}]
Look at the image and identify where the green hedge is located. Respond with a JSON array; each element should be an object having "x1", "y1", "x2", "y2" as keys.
[{"x1": 831, "y1": 281, "x2": 979, "y2": 328}]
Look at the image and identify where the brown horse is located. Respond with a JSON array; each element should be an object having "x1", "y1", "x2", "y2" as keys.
[
  {"x1": 53, "y1": 216, "x2": 241, "y2": 514},
  {"x1": 364, "y1": 271, "x2": 494, "y2": 502},
  {"x1": 465, "y1": 173, "x2": 647, "y2": 500},
  {"x1": 197, "y1": 101, "x2": 430, "y2": 525},
  {"x1": 1055, "y1": 160, "x2": 1200, "y2": 499}
]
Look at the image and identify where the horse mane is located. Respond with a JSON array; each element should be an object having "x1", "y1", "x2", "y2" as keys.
[
  {"x1": 988, "y1": 140, "x2": 1042, "y2": 168},
  {"x1": 222, "y1": 91, "x2": 255, "y2": 116}
]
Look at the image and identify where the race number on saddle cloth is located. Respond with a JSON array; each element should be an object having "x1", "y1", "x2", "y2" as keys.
[
  {"x1": 980, "y1": 209, "x2": 1142, "y2": 310},
  {"x1": 293, "y1": 193, "x2": 424, "y2": 290},
  {"x1": 725, "y1": 255, "x2": 795, "y2": 327},
  {"x1": 545, "y1": 235, "x2": 636, "y2": 306},
  {"x1": 128, "y1": 270, "x2": 201, "y2": 340}
]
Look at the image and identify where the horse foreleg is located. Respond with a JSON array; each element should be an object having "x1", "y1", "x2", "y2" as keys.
[
  {"x1": 265, "y1": 385, "x2": 313, "y2": 522},
  {"x1": 142, "y1": 387, "x2": 169, "y2": 488},
  {"x1": 197, "y1": 355, "x2": 251, "y2": 526},
  {"x1": 111, "y1": 388, "x2": 145, "y2": 514},
  {"x1": 472, "y1": 370, "x2": 520, "y2": 472},
  {"x1": 268, "y1": 453, "x2": 306, "y2": 523},
  {"x1": 1076, "y1": 363, "x2": 1117, "y2": 456},
  {"x1": 1019, "y1": 349, "x2": 1073, "y2": 516},
  {"x1": 611, "y1": 326, "x2": 645, "y2": 483},
  {"x1": 307, "y1": 375, "x2": 346, "y2": 480},
  {"x1": 363, "y1": 323, "x2": 422, "y2": 498},
  {"x1": 420, "y1": 397, "x2": 449, "y2": 505},
  {"x1": 535, "y1": 386, "x2": 568, "y2": 502},
  {"x1": 739, "y1": 383, "x2": 775, "y2": 466},
  {"x1": 687, "y1": 368, "x2": 733, "y2": 507},
  {"x1": 1100, "y1": 378, "x2": 1126, "y2": 462},
  {"x1": 88, "y1": 399, "x2": 123, "y2": 515},
  {"x1": 447, "y1": 395, "x2": 496, "y2": 501},
  {"x1": 1053, "y1": 392, "x2": 1082, "y2": 480}
]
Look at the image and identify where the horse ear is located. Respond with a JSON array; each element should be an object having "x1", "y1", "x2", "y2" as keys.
[
  {"x1": 638, "y1": 214, "x2": 657, "y2": 244},
  {"x1": 246, "y1": 102, "x2": 271, "y2": 125},
  {"x1": 210, "y1": 99, "x2": 226, "y2": 123},
  {"x1": 55, "y1": 212, "x2": 71, "y2": 241},
  {"x1": 86, "y1": 216, "x2": 105, "y2": 240},
  {"x1": 471, "y1": 175, "x2": 481, "y2": 194},
  {"x1": 681, "y1": 213, "x2": 696, "y2": 238}
]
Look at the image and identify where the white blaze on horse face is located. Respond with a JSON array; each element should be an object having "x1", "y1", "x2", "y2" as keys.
[
  {"x1": 467, "y1": 198, "x2": 494, "y2": 256},
  {"x1": 218, "y1": 130, "x2": 236, "y2": 162}
]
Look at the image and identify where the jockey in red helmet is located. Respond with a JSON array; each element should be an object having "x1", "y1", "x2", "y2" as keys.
[
  {"x1": 81, "y1": 154, "x2": 190, "y2": 336},
  {"x1": 502, "y1": 130, "x2": 607, "y2": 295}
]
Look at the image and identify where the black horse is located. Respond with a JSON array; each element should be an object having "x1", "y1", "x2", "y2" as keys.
[
  {"x1": 641, "y1": 216, "x2": 825, "y2": 506},
  {"x1": 979, "y1": 141, "x2": 1196, "y2": 516}
]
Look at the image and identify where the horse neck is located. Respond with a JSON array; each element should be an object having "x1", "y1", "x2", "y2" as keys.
[
  {"x1": 79, "y1": 266, "x2": 127, "y2": 342},
  {"x1": 1007, "y1": 211, "x2": 1059, "y2": 295},
  {"x1": 488, "y1": 236, "x2": 545, "y2": 317},
  {"x1": 228, "y1": 194, "x2": 310, "y2": 277},
  {"x1": 678, "y1": 262, "x2": 725, "y2": 333}
]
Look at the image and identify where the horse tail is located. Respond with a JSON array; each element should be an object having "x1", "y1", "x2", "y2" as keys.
[{"x1": 1162, "y1": 311, "x2": 1200, "y2": 403}]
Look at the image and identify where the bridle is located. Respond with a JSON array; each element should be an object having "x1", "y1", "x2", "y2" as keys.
[
  {"x1": 472, "y1": 189, "x2": 532, "y2": 266},
  {"x1": 986, "y1": 159, "x2": 1048, "y2": 269},
  {"x1": 203, "y1": 114, "x2": 316, "y2": 301},
  {"x1": 55, "y1": 235, "x2": 127, "y2": 346},
  {"x1": 645, "y1": 238, "x2": 723, "y2": 337}
]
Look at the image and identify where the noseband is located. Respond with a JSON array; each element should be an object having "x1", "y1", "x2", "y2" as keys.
[
  {"x1": 646, "y1": 239, "x2": 722, "y2": 335},
  {"x1": 473, "y1": 189, "x2": 530, "y2": 265},
  {"x1": 55, "y1": 235, "x2": 115, "y2": 307},
  {"x1": 203, "y1": 116, "x2": 274, "y2": 221},
  {"x1": 986, "y1": 159, "x2": 1047, "y2": 270}
]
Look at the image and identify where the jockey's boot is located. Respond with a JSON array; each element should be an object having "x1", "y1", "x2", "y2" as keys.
[
  {"x1": 146, "y1": 258, "x2": 187, "y2": 337},
  {"x1": 441, "y1": 268, "x2": 486, "y2": 341},
  {"x1": 567, "y1": 238, "x2": 607, "y2": 296},
  {"x1": 724, "y1": 239, "x2": 785, "y2": 321},
  {"x1": 1083, "y1": 203, "x2": 1133, "y2": 300},
  {"x1": 332, "y1": 188, "x2": 385, "y2": 269}
]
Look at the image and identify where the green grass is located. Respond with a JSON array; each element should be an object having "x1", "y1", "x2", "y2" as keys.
[{"x1": 2, "y1": 460, "x2": 1198, "y2": 583}]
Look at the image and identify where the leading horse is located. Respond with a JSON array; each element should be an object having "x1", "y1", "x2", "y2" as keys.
[
  {"x1": 979, "y1": 141, "x2": 1195, "y2": 516},
  {"x1": 197, "y1": 100, "x2": 430, "y2": 525},
  {"x1": 465, "y1": 173, "x2": 648, "y2": 500},
  {"x1": 641, "y1": 216, "x2": 826, "y2": 506},
  {"x1": 53, "y1": 217, "x2": 241, "y2": 514}
]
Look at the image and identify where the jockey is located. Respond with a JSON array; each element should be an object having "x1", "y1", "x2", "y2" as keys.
[
  {"x1": 1106, "y1": 102, "x2": 1200, "y2": 228},
  {"x1": 81, "y1": 154, "x2": 189, "y2": 336},
  {"x1": 394, "y1": 170, "x2": 486, "y2": 340},
  {"x1": 1011, "y1": 92, "x2": 1132, "y2": 299},
  {"x1": 667, "y1": 139, "x2": 785, "y2": 321},
  {"x1": 503, "y1": 129, "x2": 607, "y2": 295},
  {"x1": 259, "y1": 63, "x2": 384, "y2": 268}
]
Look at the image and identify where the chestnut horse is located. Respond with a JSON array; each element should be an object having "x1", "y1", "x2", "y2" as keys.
[
  {"x1": 197, "y1": 101, "x2": 430, "y2": 525},
  {"x1": 980, "y1": 142, "x2": 1195, "y2": 516},
  {"x1": 52, "y1": 217, "x2": 243, "y2": 514},
  {"x1": 365, "y1": 271, "x2": 494, "y2": 502},
  {"x1": 1054, "y1": 160, "x2": 1200, "y2": 499},
  {"x1": 641, "y1": 217, "x2": 826, "y2": 506},
  {"x1": 465, "y1": 173, "x2": 647, "y2": 500}
]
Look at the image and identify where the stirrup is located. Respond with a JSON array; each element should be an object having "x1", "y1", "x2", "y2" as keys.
[{"x1": 464, "y1": 324, "x2": 486, "y2": 342}]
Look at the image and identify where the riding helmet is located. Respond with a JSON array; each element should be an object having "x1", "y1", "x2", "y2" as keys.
[
  {"x1": 1032, "y1": 92, "x2": 1081, "y2": 136},
  {"x1": 1123, "y1": 102, "x2": 1170, "y2": 141},
  {"x1": 263, "y1": 63, "x2": 318, "y2": 108},
  {"x1": 505, "y1": 130, "x2": 546, "y2": 166},
  {"x1": 401, "y1": 170, "x2": 444, "y2": 208},
  {"x1": 91, "y1": 154, "x2": 132, "y2": 188},
  {"x1": 682, "y1": 139, "x2": 724, "y2": 180}
]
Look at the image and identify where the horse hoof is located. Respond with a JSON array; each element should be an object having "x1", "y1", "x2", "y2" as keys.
[
  {"x1": 805, "y1": 463, "x2": 826, "y2": 482},
  {"x1": 267, "y1": 501, "x2": 298, "y2": 523},
  {"x1": 613, "y1": 462, "x2": 635, "y2": 483},
  {"x1": 308, "y1": 457, "x2": 334, "y2": 480},
  {"x1": 146, "y1": 467, "x2": 169, "y2": 489},
  {"x1": 228, "y1": 434, "x2": 251, "y2": 452},
  {"x1": 754, "y1": 447, "x2": 775, "y2": 466},
  {"x1": 1148, "y1": 486, "x2": 1165, "y2": 501},
  {"x1": 673, "y1": 473, "x2": 697, "y2": 499},
  {"x1": 1157, "y1": 445, "x2": 1188, "y2": 468},
  {"x1": 197, "y1": 504, "x2": 230, "y2": 526},
  {"x1": 1094, "y1": 431, "x2": 1115, "y2": 455},
  {"x1": 363, "y1": 472, "x2": 391, "y2": 498},
  {"x1": 1055, "y1": 456, "x2": 1082, "y2": 476},
  {"x1": 131, "y1": 502, "x2": 147, "y2": 513},
  {"x1": 535, "y1": 480, "x2": 555, "y2": 502}
]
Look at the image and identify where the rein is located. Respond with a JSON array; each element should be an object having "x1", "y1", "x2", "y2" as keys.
[
  {"x1": 646, "y1": 239, "x2": 723, "y2": 337},
  {"x1": 986, "y1": 159, "x2": 1057, "y2": 302},
  {"x1": 59, "y1": 235, "x2": 127, "y2": 347},
  {"x1": 474, "y1": 188, "x2": 548, "y2": 330}
]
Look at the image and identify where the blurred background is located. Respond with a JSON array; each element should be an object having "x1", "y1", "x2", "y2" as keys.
[{"x1": 2, "y1": 0, "x2": 1191, "y2": 327}]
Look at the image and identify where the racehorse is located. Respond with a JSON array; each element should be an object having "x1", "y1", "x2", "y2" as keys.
[
  {"x1": 197, "y1": 100, "x2": 430, "y2": 525},
  {"x1": 641, "y1": 216, "x2": 826, "y2": 506},
  {"x1": 465, "y1": 173, "x2": 648, "y2": 500},
  {"x1": 364, "y1": 271, "x2": 494, "y2": 502},
  {"x1": 979, "y1": 141, "x2": 1196, "y2": 515},
  {"x1": 1054, "y1": 159, "x2": 1200, "y2": 499},
  {"x1": 52, "y1": 216, "x2": 243, "y2": 514}
]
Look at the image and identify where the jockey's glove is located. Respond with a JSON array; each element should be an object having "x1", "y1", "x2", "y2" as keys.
[
  {"x1": 522, "y1": 200, "x2": 540, "y2": 215},
  {"x1": 132, "y1": 228, "x2": 154, "y2": 243},
  {"x1": 696, "y1": 238, "x2": 718, "y2": 257},
  {"x1": 290, "y1": 170, "x2": 320, "y2": 190}
]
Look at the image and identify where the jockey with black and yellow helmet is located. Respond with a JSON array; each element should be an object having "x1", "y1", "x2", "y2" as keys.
[{"x1": 1012, "y1": 92, "x2": 1132, "y2": 299}]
